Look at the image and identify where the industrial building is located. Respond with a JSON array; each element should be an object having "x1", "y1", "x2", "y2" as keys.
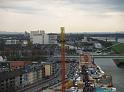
[{"x1": 30, "y1": 30, "x2": 58, "y2": 44}]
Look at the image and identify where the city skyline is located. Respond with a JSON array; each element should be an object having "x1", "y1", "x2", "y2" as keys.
[{"x1": 0, "y1": 0, "x2": 124, "y2": 33}]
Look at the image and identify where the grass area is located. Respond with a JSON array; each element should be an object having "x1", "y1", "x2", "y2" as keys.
[
  {"x1": 112, "y1": 43, "x2": 124, "y2": 54},
  {"x1": 112, "y1": 43, "x2": 124, "y2": 67}
]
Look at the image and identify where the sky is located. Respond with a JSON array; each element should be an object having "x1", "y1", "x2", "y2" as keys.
[{"x1": 0, "y1": 0, "x2": 124, "y2": 33}]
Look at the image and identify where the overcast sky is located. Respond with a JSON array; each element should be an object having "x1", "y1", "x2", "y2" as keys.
[{"x1": 0, "y1": 0, "x2": 124, "y2": 33}]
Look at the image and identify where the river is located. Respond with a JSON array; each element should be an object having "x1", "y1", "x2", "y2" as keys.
[{"x1": 94, "y1": 58, "x2": 124, "y2": 92}]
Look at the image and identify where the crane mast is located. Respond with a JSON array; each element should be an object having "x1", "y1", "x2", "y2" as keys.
[{"x1": 60, "y1": 27, "x2": 66, "y2": 92}]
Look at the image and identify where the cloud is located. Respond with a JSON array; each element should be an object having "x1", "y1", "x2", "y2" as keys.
[
  {"x1": 0, "y1": 0, "x2": 124, "y2": 32},
  {"x1": 0, "y1": 0, "x2": 47, "y2": 14},
  {"x1": 61, "y1": 0, "x2": 124, "y2": 14},
  {"x1": 0, "y1": 0, "x2": 124, "y2": 15}
]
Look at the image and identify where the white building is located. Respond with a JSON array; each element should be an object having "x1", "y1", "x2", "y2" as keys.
[
  {"x1": 0, "y1": 56, "x2": 4, "y2": 62},
  {"x1": 30, "y1": 30, "x2": 58, "y2": 44},
  {"x1": 81, "y1": 37, "x2": 88, "y2": 42},
  {"x1": 5, "y1": 39, "x2": 28, "y2": 45},
  {"x1": 30, "y1": 30, "x2": 49, "y2": 44},
  {"x1": 30, "y1": 30, "x2": 45, "y2": 38}
]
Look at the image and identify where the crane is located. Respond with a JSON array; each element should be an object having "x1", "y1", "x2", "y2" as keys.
[{"x1": 60, "y1": 27, "x2": 66, "y2": 92}]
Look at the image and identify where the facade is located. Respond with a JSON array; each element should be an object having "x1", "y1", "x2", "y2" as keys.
[
  {"x1": 10, "y1": 61, "x2": 31, "y2": 70},
  {"x1": 0, "y1": 61, "x2": 55, "y2": 92},
  {"x1": 5, "y1": 39, "x2": 28, "y2": 45},
  {"x1": 0, "y1": 69, "x2": 23, "y2": 92},
  {"x1": 0, "y1": 62, "x2": 10, "y2": 72},
  {"x1": 0, "y1": 77, "x2": 15, "y2": 92},
  {"x1": 82, "y1": 37, "x2": 88, "y2": 42},
  {"x1": 48, "y1": 33, "x2": 58, "y2": 44},
  {"x1": 0, "y1": 66, "x2": 43, "y2": 92},
  {"x1": 30, "y1": 30, "x2": 58, "y2": 44},
  {"x1": 30, "y1": 30, "x2": 45, "y2": 37},
  {"x1": 31, "y1": 34, "x2": 49, "y2": 44},
  {"x1": 15, "y1": 76, "x2": 21, "y2": 89},
  {"x1": 30, "y1": 30, "x2": 49, "y2": 44},
  {"x1": 0, "y1": 56, "x2": 4, "y2": 61},
  {"x1": 5, "y1": 39, "x2": 17, "y2": 45}
]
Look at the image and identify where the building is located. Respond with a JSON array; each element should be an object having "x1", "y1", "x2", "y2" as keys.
[
  {"x1": 0, "y1": 32, "x2": 30, "y2": 45},
  {"x1": 81, "y1": 37, "x2": 88, "y2": 42},
  {"x1": 30, "y1": 30, "x2": 46, "y2": 37},
  {"x1": 30, "y1": 30, "x2": 58, "y2": 44},
  {"x1": 48, "y1": 33, "x2": 58, "y2": 44},
  {"x1": 0, "y1": 69, "x2": 23, "y2": 92},
  {"x1": 0, "y1": 60, "x2": 56, "y2": 92},
  {"x1": 10, "y1": 61, "x2": 32, "y2": 70},
  {"x1": 0, "y1": 63, "x2": 43, "y2": 92},
  {"x1": 0, "y1": 60, "x2": 32, "y2": 72},
  {"x1": 0, "y1": 62, "x2": 10, "y2": 72},
  {"x1": 30, "y1": 30, "x2": 49, "y2": 44}
]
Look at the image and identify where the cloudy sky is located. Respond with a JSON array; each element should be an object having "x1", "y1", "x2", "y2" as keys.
[{"x1": 0, "y1": 0, "x2": 124, "y2": 33}]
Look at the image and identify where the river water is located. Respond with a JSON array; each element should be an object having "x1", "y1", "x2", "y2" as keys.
[{"x1": 94, "y1": 58, "x2": 124, "y2": 92}]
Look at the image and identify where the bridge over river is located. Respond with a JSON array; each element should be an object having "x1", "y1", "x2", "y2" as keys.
[{"x1": 54, "y1": 55, "x2": 124, "y2": 59}]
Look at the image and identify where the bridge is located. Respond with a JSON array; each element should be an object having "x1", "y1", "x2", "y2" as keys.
[
  {"x1": 92, "y1": 55, "x2": 124, "y2": 59},
  {"x1": 54, "y1": 55, "x2": 124, "y2": 59}
]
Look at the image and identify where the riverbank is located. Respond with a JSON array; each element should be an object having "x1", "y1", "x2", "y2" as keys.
[
  {"x1": 113, "y1": 59, "x2": 124, "y2": 68},
  {"x1": 112, "y1": 43, "x2": 124, "y2": 68},
  {"x1": 95, "y1": 58, "x2": 124, "y2": 92}
]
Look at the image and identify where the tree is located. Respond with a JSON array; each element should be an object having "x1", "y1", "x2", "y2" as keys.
[
  {"x1": 0, "y1": 39, "x2": 5, "y2": 55},
  {"x1": 27, "y1": 40, "x2": 33, "y2": 48}
]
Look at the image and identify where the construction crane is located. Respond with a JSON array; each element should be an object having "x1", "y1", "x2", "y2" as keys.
[{"x1": 60, "y1": 27, "x2": 66, "y2": 92}]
